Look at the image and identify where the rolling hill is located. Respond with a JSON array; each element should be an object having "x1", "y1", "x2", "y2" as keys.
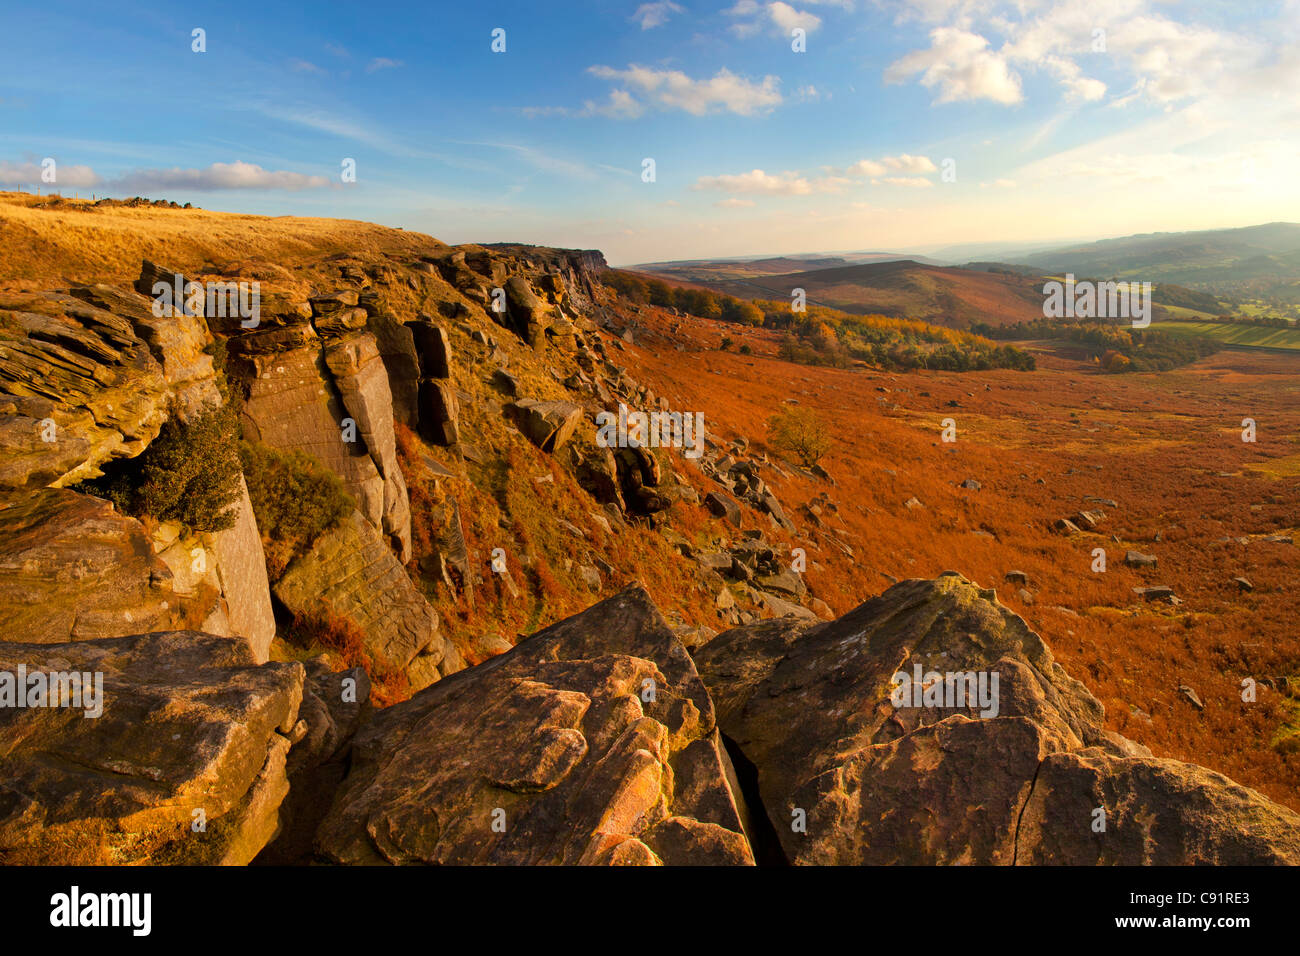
[
  {"x1": 655, "y1": 258, "x2": 1049, "y2": 328},
  {"x1": 1018, "y1": 222, "x2": 1300, "y2": 285}
]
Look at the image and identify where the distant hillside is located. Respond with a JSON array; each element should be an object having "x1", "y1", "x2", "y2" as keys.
[
  {"x1": 671, "y1": 258, "x2": 1048, "y2": 328},
  {"x1": 631, "y1": 250, "x2": 942, "y2": 283},
  {"x1": 1019, "y1": 222, "x2": 1300, "y2": 286}
]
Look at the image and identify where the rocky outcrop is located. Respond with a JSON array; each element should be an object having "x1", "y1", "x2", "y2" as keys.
[
  {"x1": 693, "y1": 572, "x2": 1300, "y2": 865},
  {"x1": 239, "y1": 334, "x2": 412, "y2": 561},
  {"x1": 324, "y1": 334, "x2": 412, "y2": 561},
  {"x1": 211, "y1": 476, "x2": 277, "y2": 662},
  {"x1": 412, "y1": 321, "x2": 459, "y2": 446},
  {"x1": 0, "y1": 631, "x2": 303, "y2": 864},
  {"x1": 273, "y1": 510, "x2": 461, "y2": 678},
  {"x1": 0, "y1": 290, "x2": 169, "y2": 488},
  {"x1": 0, "y1": 273, "x2": 275, "y2": 662},
  {"x1": 0, "y1": 488, "x2": 174, "y2": 644},
  {"x1": 315, "y1": 585, "x2": 753, "y2": 865},
  {"x1": 69, "y1": 282, "x2": 220, "y2": 420},
  {"x1": 148, "y1": 474, "x2": 276, "y2": 662}
]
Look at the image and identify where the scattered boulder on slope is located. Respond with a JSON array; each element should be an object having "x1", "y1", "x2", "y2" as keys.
[
  {"x1": 509, "y1": 398, "x2": 582, "y2": 452},
  {"x1": 314, "y1": 585, "x2": 753, "y2": 865},
  {"x1": 693, "y1": 572, "x2": 1300, "y2": 865}
]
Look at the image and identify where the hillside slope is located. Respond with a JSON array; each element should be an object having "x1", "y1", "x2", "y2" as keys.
[
  {"x1": 1021, "y1": 222, "x2": 1300, "y2": 284},
  {"x1": 680, "y1": 258, "x2": 1048, "y2": 327}
]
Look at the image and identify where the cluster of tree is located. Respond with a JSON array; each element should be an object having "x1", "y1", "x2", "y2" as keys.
[
  {"x1": 606, "y1": 270, "x2": 1033, "y2": 372},
  {"x1": 777, "y1": 309, "x2": 1036, "y2": 372},
  {"x1": 1151, "y1": 283, "x2": 1222, "y2": 314},
  {"x1": 603, "y1": 270, "x2": 762, "y2": 324},
  {"x1": 1207, "y1": 313, "x2": 1295, "y2": 328},
  {"x1": 973, "y1": 320, "x2": 1220, "y2": 372}
]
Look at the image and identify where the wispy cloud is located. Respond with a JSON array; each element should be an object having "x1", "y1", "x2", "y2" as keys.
[
  {"x1": 694, "y1": 168, "x2": 824, "y2": 195},
  {"x1": 111, "y1": 161, "x2": 330, "y2": 191},
  {"x1": 0, "y1": 160, "x2": 98, "y2": 188},
  {"x1": 587, "y1": 64, "x2": 782, "y2": 116},
  {"x1": 632, "y1": 1, "x2": 684, "y2": 29},
  {"x1": 366, "y1": 58, "x2": 404, "y2": 73},
  {"x1": 695, "y1": 152, "x2": 940, "y2": 197},
  {"x1": 726, "y1": 1, "x2": 822, "y2": 38},
  {"x1": 0, "y1": 159, "x2": 331, "y2": 191},
  {"x1": 463, "y1": 142, "x2": 605, "y2": 180}
]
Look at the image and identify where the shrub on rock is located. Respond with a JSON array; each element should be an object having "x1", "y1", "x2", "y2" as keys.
[
  {"x1": 78, "y1": 401, "x2": 243, "y2": 534},
  {"x1": 239, "y1": 440, "x2": 354, "y2": 579}
]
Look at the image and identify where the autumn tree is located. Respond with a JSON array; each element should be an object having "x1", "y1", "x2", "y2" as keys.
[{"x1": 766, "y1": 405, "x2": 832, "y2": 467}]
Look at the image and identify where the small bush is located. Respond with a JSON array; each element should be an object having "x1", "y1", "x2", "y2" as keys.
[
  {"x1": 767, "y1": 405, "x2": 832, "y2": 467},
  {"x1": 79, "y1": 401, "x2": 243, "y2": 534},
  {"x1": 239, "y1": 440, "x2": 353, "y2": 578}
]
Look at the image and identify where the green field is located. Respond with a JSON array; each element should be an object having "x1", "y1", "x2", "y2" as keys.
[{"x1": 1153, "y1": 320, "x2": 1300, "y2": 350}]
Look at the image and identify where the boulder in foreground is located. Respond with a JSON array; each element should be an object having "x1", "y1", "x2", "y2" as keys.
[
  {"x1": 693, "y1": 572, "x2": 1300, "y2": 865},
  {"x1": 0, "y1": 632, "x2": 303, "y2": 865},
  {"x1": 315, "y1": 584, "x2": 753, "y2": 865}
]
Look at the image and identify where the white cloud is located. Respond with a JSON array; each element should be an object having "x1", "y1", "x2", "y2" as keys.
[
  {"x1": 841, "y1": 154, "x2": 936, "y2": 177},
  {"x1": 365, "y1": 58, "x2": 404, "y2": 73},
  {"x1": 109, "y1": 161, "x2": 331, "y2": 192},
  {"x1": 979, "y1": 178, "x2": 1016, "y2": 188},
  {"x1": 693, "y1": 168, "x2": 816, "y2": 194},
  {"x1": 874, "y1": 176, "x2": 934, "y2": 187},
  {"x1": 715, "y1": 197, "x2": 757, "y2": 207},
  {"x1": 288, "y1": 59, "x2": 324, "y2": 74},
  {"x1": 886, "y1": 27, "x2": 1023, "y2": 104},
  {"x1": 632, "y1": 1, "x2": 684, "y2": 29},
  {"x1": 883, "y1": 153, "x2": 938, "y2": 173},
  {"x1": 0, "y1": 160, "x2": 98, "y2": 188},
  {"x1": 583, "y1": 89, "x2": 645, "y2": 118},
  {"x1": 726, "y1": 1, "x2": 822, "y2": 37},
  {"x1": 847, "y1": 159, "x2": 886, "y2": 176},
  {"x1": 768, "y1": 2, "x2": 821, "y2": 34},
  {"x1": 523, "y1": 89, "x2": 645, "y2": 119},
  {"x1": 888, "y1": 1, "x2": 1266, "y2": 108},
  {"x1": 587, "y1": 64, "x2": 782, "y2": 115}
]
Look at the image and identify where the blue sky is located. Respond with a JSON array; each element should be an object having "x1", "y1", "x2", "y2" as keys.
[{"x1": 2, "y1": 0, "x2": 1298, "y2": 263}]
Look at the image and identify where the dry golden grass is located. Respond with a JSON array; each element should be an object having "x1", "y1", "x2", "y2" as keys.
[{"x1": 0, "y1": 189, "x2": 445, "y2": 286}]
